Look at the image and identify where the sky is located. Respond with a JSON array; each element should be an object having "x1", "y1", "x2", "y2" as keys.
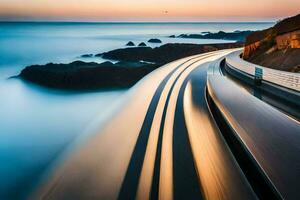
[{"x1": 0, "y1": 0, "x2": 299, "y2": 22}]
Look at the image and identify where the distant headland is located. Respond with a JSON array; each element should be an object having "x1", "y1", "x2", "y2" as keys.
[{"x1": 171, "y1": 30, "x2": 253, "y2": 42}]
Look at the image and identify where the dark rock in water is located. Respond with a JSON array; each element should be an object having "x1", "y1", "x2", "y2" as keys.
[
  {"x1": 101, "y1": 47, "x2": 152, "y2": 62},
  {"x1": 148, "y1": 38, "x2": 162, "y2": 43},
  {"x1": 176, "y1": 30, "x2": 253, "y2": 42},
  {"x1": 138, "y1": 42, "x2": 147, "y2": 47},
  {"x1": 126, "y1": 41, "x2": 135, "y2": 46},
  {"x1": 169, "y1": 35, "x2": 176, "y2": 38},
  {"x1": 81, "y1": 54, "x2": 93, "y2": 58},
  {"x1": 18, "y1": 60, "x2": 159, "y2": 90},
  {"x1": 94, "y1": 53, "x2": 103, "y2": 57},
  {"x1": 101, "y1": 42, "x2": 243, "y2": 64}
]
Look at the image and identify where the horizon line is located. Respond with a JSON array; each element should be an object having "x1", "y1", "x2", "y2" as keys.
[{"x1": 0, "y1": 20, "x2": 275, "y2": 23}]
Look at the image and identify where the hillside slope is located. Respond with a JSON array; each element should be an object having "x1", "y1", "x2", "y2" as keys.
[{"x1": 243, "y1": 14, "x2": 300, "y2": 72}]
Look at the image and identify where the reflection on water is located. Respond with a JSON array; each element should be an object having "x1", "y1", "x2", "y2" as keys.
[{"x1": 0, "y1": 78, "x2": 125, "y2": 199}]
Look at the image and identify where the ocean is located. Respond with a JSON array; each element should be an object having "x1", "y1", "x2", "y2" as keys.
[{"x1": 0, "y1": 22, "x2": 273, "y2": 199}]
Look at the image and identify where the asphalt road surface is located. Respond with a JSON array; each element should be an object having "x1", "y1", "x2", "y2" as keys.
[{"x1": 32, "y1": 50, "x2": 300, "y2": 200}]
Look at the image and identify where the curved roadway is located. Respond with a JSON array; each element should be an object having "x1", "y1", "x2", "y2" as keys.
[{"x1": 31, "y1": 50, "x2": 300, "y2": 200}]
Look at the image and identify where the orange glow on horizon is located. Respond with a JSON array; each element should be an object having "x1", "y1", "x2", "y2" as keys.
[{"x1": 0, "y1": 0, "x2": 299, "y2": 21}]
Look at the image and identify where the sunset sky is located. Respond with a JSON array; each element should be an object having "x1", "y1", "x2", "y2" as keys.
[{"x1": 0, "y1": 0, "x2": 299, "y2": 22}]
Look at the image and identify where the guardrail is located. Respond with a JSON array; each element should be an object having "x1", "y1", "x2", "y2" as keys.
[{"x1": 226, "y1": 50, "x2": 300, "y2": 92}]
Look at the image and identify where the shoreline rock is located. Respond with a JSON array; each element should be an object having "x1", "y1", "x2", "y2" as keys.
[
  {"x1": 18, "y1": 61, "x2": 159, "y2": 90},
  {"x1": 81, "y1": 54, "x2": 93, "y2": 58},
  {"x1": 18, "y1": 42, "x2": 243, "y2": 90},
  {"x1": 126, "y1": 41, "x2": 135, "y2": 46},
  {"x1": 138, "y1": 42, "x2": 147, "y2": 47},
  {"x1": 101, "y1": 42, "x2": 243, "y2": 64},
  {"x1": 148, "y1": 38, "x2": 162, "y2": 43},
  {"x1": 171, "y1": 30, "x2": 253, "y2": 42}
]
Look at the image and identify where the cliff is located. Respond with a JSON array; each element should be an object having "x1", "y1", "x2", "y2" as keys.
[{"x1": 243, "y1": 13, "x2": 300, "y2": 72}]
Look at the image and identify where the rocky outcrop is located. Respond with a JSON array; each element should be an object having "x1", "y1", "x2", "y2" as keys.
[
  {"x1": 100, "y1": 42, "x2": 243, "y2": 64},
  {"x1": 126, "y1": 41, "x2": 135, "y2": 46},
  {"x1": 243, "y1": 41, "x2": 261, "y2": 59},
  {"x1": 275, "y1": 30, "x2": 300, "y2": 49},
  {"x1": 244, "y1": 29, "x2": 300, "y2": 59},
  {"x1": 174, "y1": 31, "x2": 253, "y2": 42},
  {"x1": 138, "y1": 42, "x2": 147, "y2": 47},
  {"x1": 243, "y1": 13, "x2": 300, "y2": 72},
  {"x1": 148, "y1": 38, "x2": 162, "y2": 43},
  {"x1": 18, "y1": 42, "x2": 243, "y2": 90},
  {"x1": 18, "y1": 61, "x2": 159, "y2": 90},
  {"x1": 81, "y1": 54, "x2": 93, "y2": 58}
]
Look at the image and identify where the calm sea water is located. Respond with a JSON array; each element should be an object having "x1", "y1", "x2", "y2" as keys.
[{"x1": 0, "y1": 22, "x2": 273, "y2": 199}]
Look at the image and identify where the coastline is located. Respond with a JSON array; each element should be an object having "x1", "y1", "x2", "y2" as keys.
[
  {"x1": 0, "y1": 21, "x2": 280, "y2": 200},
  {"x1": 17, "y1": 42, "x2": 243, "y2": 90}
]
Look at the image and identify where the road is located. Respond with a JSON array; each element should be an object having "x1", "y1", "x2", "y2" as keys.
[{"x1": 32, "y1": 50, "x2": 300, "y2": 200}]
